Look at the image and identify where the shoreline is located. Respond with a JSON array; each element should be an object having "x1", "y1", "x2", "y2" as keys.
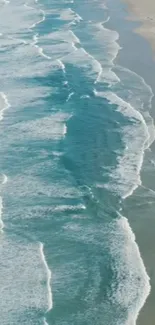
[{"x1": 106, "y1": 1, "x2": 155, "y2": 324}]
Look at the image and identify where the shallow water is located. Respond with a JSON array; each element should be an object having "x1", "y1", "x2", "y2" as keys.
[{"x1": 0, "y1": 0, "x2": 154, "y2": 324}]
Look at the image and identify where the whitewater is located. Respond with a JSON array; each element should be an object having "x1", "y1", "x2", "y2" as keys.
[{"x1": 0, "y1": 0, "x2": 154, "y2": 324}]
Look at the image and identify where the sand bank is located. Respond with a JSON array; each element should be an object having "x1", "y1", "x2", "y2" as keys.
[{"x1": 123, "y1": 0, "x2": 155, "y2": 54}]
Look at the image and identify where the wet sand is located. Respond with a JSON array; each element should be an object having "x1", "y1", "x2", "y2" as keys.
[
  {"x1": 106, "y1": 0, "x2": 155, "y2": 324},
  {"x1": 123, "y1": 0, "x2": 155, "y2": 54},
  {"x1": 119, "y1": 1, "x2": 155, "y2": 324}
]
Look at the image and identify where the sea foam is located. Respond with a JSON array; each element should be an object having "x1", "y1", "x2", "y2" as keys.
[
  {"x1": 94, "y1": 90, "x2": 150, "y2": 199},
  {"x1": 91, "y1": 15, "x2": 154, "y2": 321},
  {"x1": 0, "y1": 92, "x2": 10, "y2": 121},
  {"x1": 10, "y1": 113, "x2": 70, "y2": 141},
  {"x1": 109, "y1": 215, "x2": 151, "y2": 325},
  {"x1": 30, "y1": 8, "x2": 45, "y2": 29},
  {"x1": 0, "y1": 197, "x2": 4, "y2": 232},
  {"x1": 0, "y1": 238, "x2": 49, "y2": 324},
  {"x1": 0, "y1": 92, "x2": 10, "y2": 232},
  {"x1": 40, "y1": 242, "x2": 52, "y2": 312}
]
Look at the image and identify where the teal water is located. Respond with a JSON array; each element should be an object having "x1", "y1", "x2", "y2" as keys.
[{"x1": 0, "y1": 0, "x2": 154, "y2": 324}]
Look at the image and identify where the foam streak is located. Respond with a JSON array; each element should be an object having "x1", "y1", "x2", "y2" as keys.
[
  {"x1": 0, "y1": 92, "x2": 10, "y2": 121},
  {"x1": 0, "y1": 92, "x2": 9, "y2": 232},
  {"x1": 0, "y1": 197, "x2": 4, "y2": 232},
  {"x1": 40, "y1": 242, "x2": 52, "y2": 312},
  {"x1": 30, "y1": 9, "x2": 45, "y2": 29},
  {"x1": 32, "y1": 34, "x2": 51, "y2": 60}
]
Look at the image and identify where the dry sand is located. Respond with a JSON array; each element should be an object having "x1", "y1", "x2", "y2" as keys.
[{"x1": 123, "y1": 0, "x2": 155, "y2": 54}]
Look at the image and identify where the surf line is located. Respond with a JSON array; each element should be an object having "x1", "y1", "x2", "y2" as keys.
[
  {"x1": 90, "y1": 15, "x2": 152, "y2": 321},
  {"x1": 0, "y1": 92, "x2": 10, "y2": 121},
  {"x1": 40, "y1": 242, "x2": 53, "y2": 313},
  {"x1": 0, "y1": 174, "x2": 7, "y2": 233},
  {"x1": 0, "y1": 196, "x2": 4, "y2": 232},
  {"x1": 30, "y1": 8, "x2": 45, "y2": 29},
  {"x1": 43, "y1": 318, "x2": 49, "y2": 325},
  {"x1": 24, "y1": 2, "x2": 34, "y2": 10},
  {"x1": 32, "y1": 33, "x2": 51, "y2": 59},
  {"x1": 0, "y1": 92, "x2": 9, "y2": 232}
]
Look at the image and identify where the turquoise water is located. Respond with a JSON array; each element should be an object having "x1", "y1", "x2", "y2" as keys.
[{"x1": 0, "y1": 0, "x2": 154, "y2": 324}]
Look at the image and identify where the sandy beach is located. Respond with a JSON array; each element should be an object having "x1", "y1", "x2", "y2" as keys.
[{"x1": 123, "y1": 0, "x2": 155, "y2": 54}]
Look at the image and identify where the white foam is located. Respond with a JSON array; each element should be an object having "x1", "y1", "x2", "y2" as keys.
[
  {"x1": 57, "y1": 59, "x2": 66, "y2": 73},
  {"x1": 66, "y1": 92, "x2": 74, "y2": 102},
  {"x1": 62, "y1": 47, "x2": 104, "y2": 83},
  {"x1": 0, "y1": 2, "x2": 153, "y2": 324},
  {"x1": 37, "y1": 29, "x2": 79, "y2": 63},
  {"x1": 59, "y1": 8, "x2": 83, "y2": 23},
  {"x1": 0, "y1": 92, "x2": 10, "y2": 109},
  {"x1": 80, "y1": 94, "x2": 90, "y2": 99},
  {"x1": 2, "y1": 0, "x2": 10, "y2": 4},
  {"x1": 42, "y1": 29, "x2": 80, "y2": 45},
  {"x1": 68, "y1": 18, "x2": 119, "y2": 86},
  {"x1": 3, "y1": 85, "x2": 52, "y2": 112},
  {"x1": 2, "y1": 173, "x2": 8, "y2": 185},
  {"x1": 10, "y1": 113, "x2": 70, "y2": 141},
  {"x1": 52, "y1": 151, "x2": 63, "y2": 157},
  {"x1": 24, "y1": 2, "x2": 34, "y2": 10},
  {"x1": 94, "y1": 90, "x2": 150, "y2": 199},
  {"x1": 5, "y1": 172, "x2": 81, "y2": 205},
  {"x1": 0, "y1": 92, "x2": 10, "y2": 121},
  {"x1": 69, "y1": 30, "x2": 80, "y2": 44},
  {"x1": 63, "y1": 123, "x2": 67, "y2": 136},
  {"x1": 40, "y1": 242, "x2": 52, "y2": 312},
  {"x1": 103, "y1": 16, "x2": 110, "y2": 24},
  {"x1": 30, "y1": 9, "x2": 45, "y2": 28},
  {"x1": 150, "y1": 159, "x2": 155, "y2": 167},
  {"x1": 64, "y1": 0, "x2": 74, "y2": 3},
  {"x1": 60, "y1": 21, "x2": 120, "y2": 85},
  {"x1": 11, "y1": 35, "x2": 27, "y2": 45},
  {"x1": 38, "y1": 47, "x2": 51, "y2": 60},
  {"x1": 71, "y1": 41, "x2": 77, "y2": 51},
  {"x1": 0, "y1": 91, "x2": 10, "y2": 232},
  {"x1": 79, "y1": 185, "x2": 96, "y2": 200},
  {"x1": 0, "y1": 238, "x2": 49, "y2": 324},
  {"x1": 32, "y1": 32, "x2": 38, "y2": 46},
  {"x1": 45, "y1": 7, "x2": 81, "y2": 24},
  {"x1": 94, "y1": 21, "x2": 121, "y2": 85},
  {"x1": 81, "y1": 47, "x2": 103, "y2": 84},
  {"x1": 115, "y1": 65, "x2": 155, "y2": 146},
  {"x1": 53, "y1": 204, "x2": 86, "y2": 212},
  {"x1": 36, "y1": 41, "x2": 74, "y2": 63},
  {"x1": 31, "y1": 33, "x2": 51, "y2": 60},
  {"x1": 0, "y1": 94, "x2": 9, "y2": 237},
  {"x1": 109, "y1": 215, "x2": 150, "y2": 325},
  {"x1": 0, "y1": 196, "x2": 4, "y2": 232},
  {"x1": 101, "y1": 91, "x2": 150, "y2": 133},
  {"x1": 0, "y1": 2, "x2": 41, "y2": 34},
  {"x1": 43, "y1": 318, "x2": 49, "y2": 325}
]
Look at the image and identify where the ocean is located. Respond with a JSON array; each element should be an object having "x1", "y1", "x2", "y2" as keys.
[{"x1": 0, "y1": 0, "x2": 154, "y2": 324}]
